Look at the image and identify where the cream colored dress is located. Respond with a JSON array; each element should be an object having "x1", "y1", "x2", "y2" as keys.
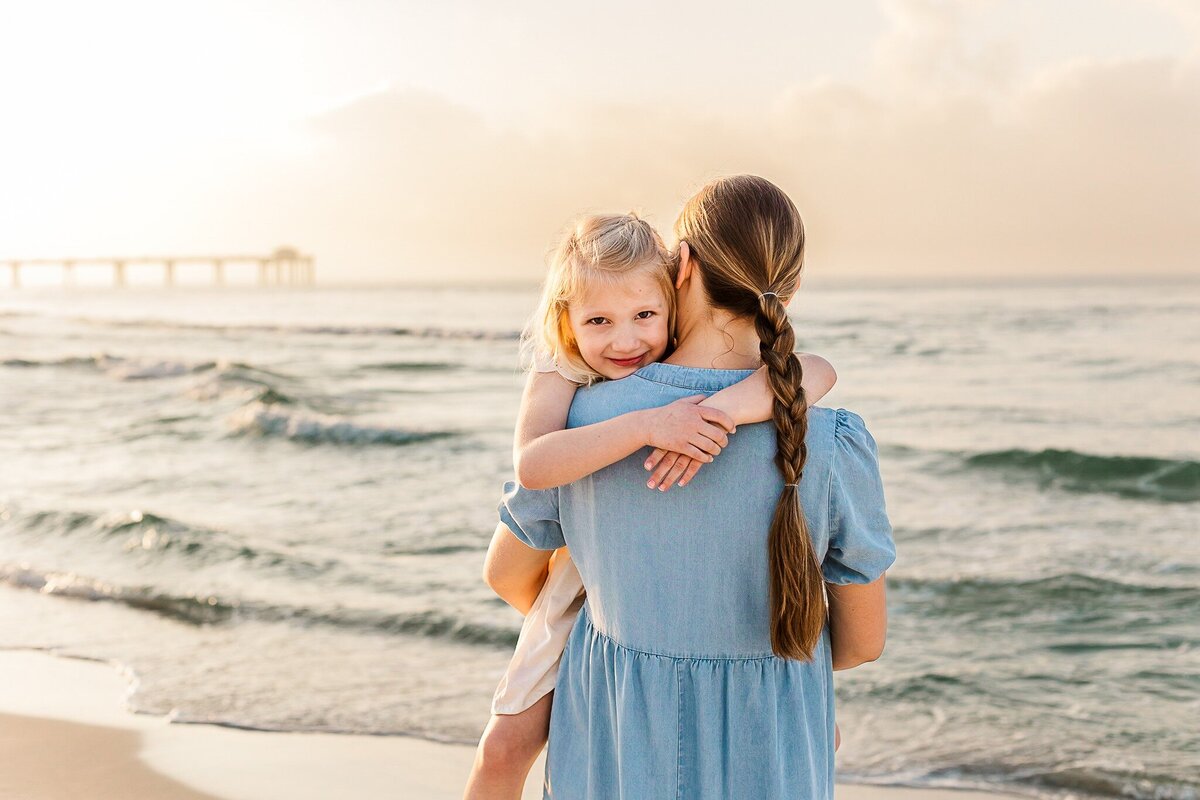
[
  {"x1": 491, "y1": 349, "x2": 587, "y2": 715},
  {"x1": 491, "y1": 547, "x2": 586, "y2": 714}
]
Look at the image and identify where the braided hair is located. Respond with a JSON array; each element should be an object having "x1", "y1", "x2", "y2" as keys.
[{"x1": 674, "y1": 175, "x2": 826, "y2": 660}]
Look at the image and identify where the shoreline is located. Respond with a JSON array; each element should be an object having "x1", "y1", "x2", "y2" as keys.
[{"x1": 0, "y1": 648, "x2": 1028, "y2": 800}]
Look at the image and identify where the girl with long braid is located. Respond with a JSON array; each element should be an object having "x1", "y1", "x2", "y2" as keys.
[{"x1": 486, "y1": 175, "x2": 895, "y2": 799}]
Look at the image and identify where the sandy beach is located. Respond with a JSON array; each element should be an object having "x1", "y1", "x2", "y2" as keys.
[{"x1": 0, "y1": 649, "x2": 1029, "y2": 800}]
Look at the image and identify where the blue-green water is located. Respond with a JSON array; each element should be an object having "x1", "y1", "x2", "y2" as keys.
[{"x1": 0, "y1": 281, "x2": 1196, "y2": 799}]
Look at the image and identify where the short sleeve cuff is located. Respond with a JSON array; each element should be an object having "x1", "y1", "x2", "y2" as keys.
[
  {"x1": 498, "y1": 481, "x2": 566, "y2": 551},
  {"x1": 822, "y1": 409, "x2": 897, "y2": 585},
  {"x1": 531, "y1": 348, "x2": 559, "y2": 374}
]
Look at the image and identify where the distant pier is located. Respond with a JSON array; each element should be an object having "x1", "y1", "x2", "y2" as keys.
[{"x1": 0, "y1": 246, "x2": 315, "y2": 288}]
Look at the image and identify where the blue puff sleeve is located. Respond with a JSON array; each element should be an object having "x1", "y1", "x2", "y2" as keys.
[
  {"x1": 497, "y1": 480, "x2": 566, "y2": 551},
  {"x1": 822, "y1": 409, "x2": 897, "y2": 585}
]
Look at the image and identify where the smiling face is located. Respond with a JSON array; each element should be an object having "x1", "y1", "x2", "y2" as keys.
[{"x1": 566, "y1": 268, "x2": 671, "y2": 380}]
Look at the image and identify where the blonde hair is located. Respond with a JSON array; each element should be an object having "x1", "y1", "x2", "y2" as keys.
[
  {"x1": 674, "y1": 175, "x2": 820, "y2": 661},
  {"x1": 523, "y1": 213, "x2": 676, "y2": 385}
]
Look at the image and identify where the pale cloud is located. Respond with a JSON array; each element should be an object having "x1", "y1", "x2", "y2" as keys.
[
  {"x1": 1147, "y1": 0, "x2": 1200, "y2": 48},
  {"x1": 872, "y1": 0, "x2": 1021, "y2": 100},
  {"x1": 248, "y1": 31, "x2": 1197, "y2": 282},
  {"x1": 2, "y1": 1, "x2": 1195, "y2": 283}
]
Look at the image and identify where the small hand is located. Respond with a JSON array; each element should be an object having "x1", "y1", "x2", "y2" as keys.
[
  {"x1": 644, "y1": 450, "x2": 706, "y2": 491},
  {"x1": 644, "y1": 395, "x2": 734, "y2": 466}
]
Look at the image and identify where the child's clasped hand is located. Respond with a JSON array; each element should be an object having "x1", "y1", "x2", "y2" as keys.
[{"x1": 643, "y1": 396, "x2": 735, "y2": 491}]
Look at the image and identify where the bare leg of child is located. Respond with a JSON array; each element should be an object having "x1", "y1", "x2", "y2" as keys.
[
  {"x1": 463, "y1": 691, "x2": 554, "y2": 800},
  {"x1": 835, "y1": 722, "x2": 842, "y2": 752}
]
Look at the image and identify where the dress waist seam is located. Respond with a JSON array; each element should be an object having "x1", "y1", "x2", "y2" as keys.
[{"x1": 581, "y1": 603, "x2": 779, "y2": 662}]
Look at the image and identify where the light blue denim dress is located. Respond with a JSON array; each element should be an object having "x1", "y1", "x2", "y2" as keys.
[{"x1": 498, "y1": 362, "x2": 896, "y2": 800}]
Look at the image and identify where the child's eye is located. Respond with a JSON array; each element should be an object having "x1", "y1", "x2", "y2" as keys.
[
  {"x1": 585, "y1": 317, "x2": 608, "y2": 326},
  {"x1": 636, "y1": 310, "x2": 657, "y2": 320}
]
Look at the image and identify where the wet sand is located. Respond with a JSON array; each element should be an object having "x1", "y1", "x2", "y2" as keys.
[{"x1": 0, "y1": 649, "x2": 1025, "y2": 800}]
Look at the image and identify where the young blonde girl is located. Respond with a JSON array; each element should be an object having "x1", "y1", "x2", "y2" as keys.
[{"x1": 464, "y1": 213, "x2": 839, "y2": 799}]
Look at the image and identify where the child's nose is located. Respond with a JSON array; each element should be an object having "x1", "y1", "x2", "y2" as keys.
[{"x1": 611, "y1": 330, "x2": 641, "y2": 353}]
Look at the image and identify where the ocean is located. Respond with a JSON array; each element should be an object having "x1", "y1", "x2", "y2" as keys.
[{"x1": 0, "y1": 281, "x2": 1196, "y2": 799}]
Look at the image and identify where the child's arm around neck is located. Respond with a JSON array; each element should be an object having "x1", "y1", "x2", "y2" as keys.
[
  {"x1": 700, "y1": 353, "x2": 838, "y2": 426},
  {"x1": 642, "y1": 353, "x2": 838, "y2": 491},
  {"x1": 513, "y1": 369, "x2": 735, "y2": 490}
]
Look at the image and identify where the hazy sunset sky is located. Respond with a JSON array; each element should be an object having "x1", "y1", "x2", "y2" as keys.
[{"x1": 1, "y1": 0, "x2": 1197, "y2": 284}]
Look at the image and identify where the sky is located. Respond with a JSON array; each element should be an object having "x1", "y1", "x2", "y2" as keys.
[{"x1": 0, "y1": 0, "x2": 1197, "y2": 285}]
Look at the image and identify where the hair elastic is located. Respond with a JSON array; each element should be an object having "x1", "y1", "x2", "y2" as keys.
[
  {"x1": 783, "y1": 483, "x2": 799, "y2": 489},
  {"x1": 758, "y1": 291, "x2": 779, "y2": 301}
]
